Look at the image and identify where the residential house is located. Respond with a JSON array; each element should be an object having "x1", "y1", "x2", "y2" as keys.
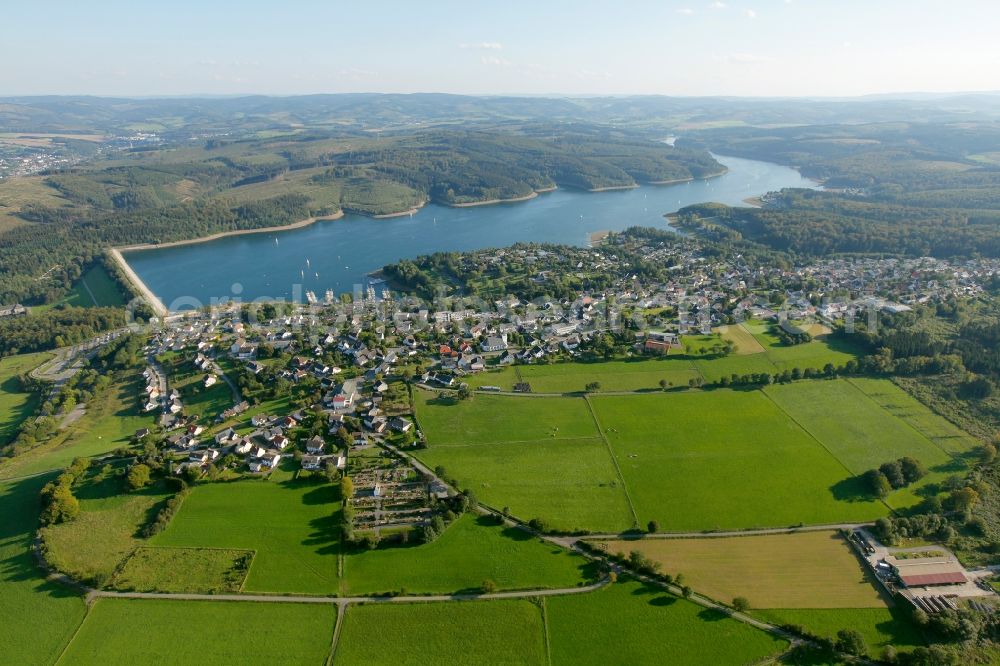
[
  {"x1": 481, "y1": 335, "x2": 508, "y2": 353},
  {"x1": 305, "y1": 436, "x2": 326, "y2": 454},
  {"x1": 389, "y1": 417, "x2": 412, "y2": 433}
]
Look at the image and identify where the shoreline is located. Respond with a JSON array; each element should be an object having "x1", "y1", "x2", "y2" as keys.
[
  {"x1": 649, "y1": 166, "x2": 730, "y2": 186},
  {"x1": 116, "y1": 211, "x2": 345, "y2": 254},
  {"x1": 447, "y1": 186, "x2": 556, "y2": 208},
  {"x1": 111, "y1": 211, "x2": 346, "y2": 317},
  {"x1": 107, "y1": 248, "x2": 169, "y2": 317},
  {"x1": 589, "y1": 230, "x2": 612, "y2": 246},
  {"x1": 648, "y1": 177, "x2": 693, "y2": 186},
  {"x1": 107, "y1": 163, "x2": 753, "y2": 314},
  {"x1": 587, "y1": 183, "x2": 639, "y2": 193},
  {"x1": 368, "y1": 201, "x2": 428, "y2": 219}
]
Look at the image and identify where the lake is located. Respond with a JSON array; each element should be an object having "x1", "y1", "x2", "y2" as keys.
[{"x1": 124, "y1": 154, "x2": 814, "y2": 310}]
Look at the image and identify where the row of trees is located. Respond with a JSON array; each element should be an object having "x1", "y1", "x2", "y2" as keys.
[
  {"x1": 39, "y1": 458, "x2": 90, "y2": 525},
  {"x1": 0, "y1": 307, "x2": 128, "y2": 357},
  {"x1": 862, "y1": 456, "x2": 928, "y2": 498}
]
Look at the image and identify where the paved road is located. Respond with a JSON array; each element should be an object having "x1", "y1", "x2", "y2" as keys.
[
  {"x1": 209, "y1": 359, "x2": 242, "y2": 406},
  {"x1": 31, "y1": 328, "x2": 130, "y2": 385},
  {"x1": 565, "y1": 522, "x2": 875, "y2": 546},
  {"x1": 87, "y1": 579, "x2": 610, "y2": 606}
]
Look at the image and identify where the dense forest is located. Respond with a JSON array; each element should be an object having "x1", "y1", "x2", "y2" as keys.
[
  {"x1": 0, "y1": 307, "x2": 129, "y2": 355},
  {"x1": 0, "y1": 194, "x2": 313, "y2": 304},
  {"x1": 674, "y1": 121, "x2": 1000, "y2": 259},
  {"x1": 674, "y1": 192, "x2": 1000, "y2": 258}
]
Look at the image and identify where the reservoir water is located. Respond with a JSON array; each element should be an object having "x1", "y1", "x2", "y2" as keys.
[{"x1": 125, "y1": 155, "x2": 815, "y2": 310}]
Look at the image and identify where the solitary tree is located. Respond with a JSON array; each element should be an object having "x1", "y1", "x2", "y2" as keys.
[
  {"x1": 835, "y1": 628, "x2": 867, "y2": 657},
  {"x1": 879, "y1": 460, "x2": 905, "y2": 488},
  {"x1": 40, "y1": 482, "x2": 80, "y2": 525},
  {"x1": 863, "y1": 469, "x2": 892, "y2": 499},
  {"x1": 481, "y1": 579, "x2": 498, "y2": 594},
  {"x1": 899, "y1": 456, "x2": 927, "y2": 483},
  {"x1": 126, "y1": 464, "x2": 151, "y2": 491},
  {"x1": 647, "y1": 520, "x2": 660, "y2": 534},
  {"x1": 585, "y1": 381, "x2": 601, "y2": 393},
  {"x1": 732, "y1": 597, "x2": 751, "y2": 612},
  {"x1": 948, "y1": 486, "x2": 980, "y2": 512}
]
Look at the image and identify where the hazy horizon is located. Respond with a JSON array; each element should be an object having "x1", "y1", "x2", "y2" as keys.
[{"x1": 4, "y1": 0, "x2": 1000, "y2": 98}]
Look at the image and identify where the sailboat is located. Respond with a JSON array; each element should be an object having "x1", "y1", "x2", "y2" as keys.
[
  {"x1": 300, "y1": 270, "x2": 304, "y2": 279},
  {"x1": 306, "y1": 258, "x2": 310, "y2": 268},
  {"x1": 274, "y1": 237, "x2": 278, "y2": 246}
]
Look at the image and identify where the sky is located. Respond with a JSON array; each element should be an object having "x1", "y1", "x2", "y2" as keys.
[{"x1": 3, "y1": 0, "x2": 999, "y2": 98}]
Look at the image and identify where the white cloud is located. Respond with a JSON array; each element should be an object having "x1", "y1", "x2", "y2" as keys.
[
  {"x1": 676, "y1": 7, "x2": 695, "y2": 15},
  {"x1": 459, "y1": 42, "x2": 503, "y2": 50},
  {"x1": 710, "y1": 1, "x2": 727, "y2": 9},
  {"x1": 745, "y1": 8, "x2": 757, "y2": 18},
  {"x1": 481, "y1": 55, "x2": 511, "y2": 66}
]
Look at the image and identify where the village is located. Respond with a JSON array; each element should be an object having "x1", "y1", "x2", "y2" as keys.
[{"x1": 119, "y1": 239, "x2": 1000, "y2": 545}]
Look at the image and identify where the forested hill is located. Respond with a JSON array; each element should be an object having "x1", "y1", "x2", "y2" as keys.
[
  {"x1": 0, "y1": 126, "x2": 721, "y2": 305},
  {"x1": 4, "y1": 92, "x2": 1000, "y2": 135},
  {"x1": 674, "y1": 121, "x2": 1000, "y2": 259},
  {"x1": 675, "y1": 193, "x2": 1000, "y2": 258}
]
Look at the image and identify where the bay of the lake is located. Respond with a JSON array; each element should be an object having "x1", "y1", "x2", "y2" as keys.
[{"x1": 124, "y1": 154, "x2": 815, "y2": 310}]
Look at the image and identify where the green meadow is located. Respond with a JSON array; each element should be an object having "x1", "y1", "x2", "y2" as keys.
[
  {"x1": 591, "y1": 391, "x2": 887, "y2": 530},
  {"x1": 847, "y1": 377, "x2": 980, "y2": 456},
  {"x1": 59, "y1": 598, "x2": 336, "y2": 665},
  {"x1": 764, "y1": 379, "x2": 973, "y2": 508},
  {"x1": 754, "y1": 607, "x2": 924, "y2": 652},
  {"x1": 152, "y1": 478, "x2": 341, "y2": 595},
  {"x1": 342, "y1": 514, "x2": 592, "y2": 595},
  {"x1": 413, "y1": 390, "x2": 598, "y2": 443},
  {"x1": 546, "y1": 579, "x2": 788, "y2": 665},
  {"x1": 111, "y1": 547, "x2": 253, "y2": 594},
  {"x1": 467, "y1": 359, "x2": 701, "y2": 393},
  {"x1": 0, "y1": 366, "x2": 154, "y2": 481},
  {"x1": 174, "y1": 375, "x2": 234, "y2": 424},
  {"x1": 418, "y1": 436, "x2": 634, "y2": 532},
  {"x1": 420, "y1": 373, "x2": 978, "y2": 532},
  {"x1": 0, "y1": 476, "x2": 87, "y2": 665},
  {"x1": 35, "y1": 264, "x2": 128, "y2": 311},
  {"x1": 41, "y1": 471, "x2": 172, "y2": 585},
  {"x1": 415, "y1": 388, "x2": 634, "y2": 531},
  {"x1": 334, "y1": 599, "x2": 547, "y2": 665},
  {"x1": 466, "y1": 323, "x2": 862, "y2": 391},
  {"x1": 745, "y1": 320, "x2": 860, "y2": 365},
  {"x1": 763, "y1": 379, "x2": 954, "y2": 474},
  {"x1": 0, "y1": 351, "x2": 52, "y2": 446}
]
